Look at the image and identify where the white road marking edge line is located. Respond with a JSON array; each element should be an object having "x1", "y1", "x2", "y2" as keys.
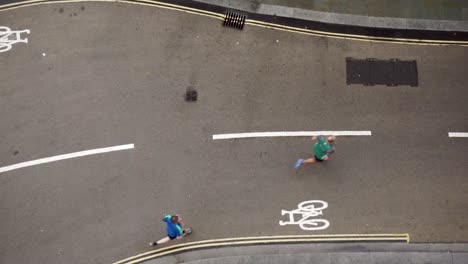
[
  {"x1": 0, "y1": 144, "x2": 135, "y2": 173},
  {"x1": 448, "y1": 132, "x2": 468, "y2": 138},
  {"x1": 213, "y1": 131, "x2": 372, "y2": 140}
]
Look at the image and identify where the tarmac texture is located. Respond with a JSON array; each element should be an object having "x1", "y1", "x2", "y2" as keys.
[{"x1": 0, "y1": 1, "x2": 467, "y2": 264}]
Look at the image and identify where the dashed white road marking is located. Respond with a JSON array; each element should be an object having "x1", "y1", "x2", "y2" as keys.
[
  {"x1": 448, "y1": 132, "x2": 468, "y2": 138},
  {"x1": 0, "y1": 144, "x2": 134, "y2": 174},
  {"x1": 213, "y1": 131, "x2": 372, "y2": 140}
]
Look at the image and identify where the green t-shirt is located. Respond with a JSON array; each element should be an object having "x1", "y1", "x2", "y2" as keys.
[{"x1": 313, "y1": 136, "x2": 332, "y2": 160}]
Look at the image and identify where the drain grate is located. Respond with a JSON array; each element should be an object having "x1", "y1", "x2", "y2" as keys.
[
  {"x1": 346, "y1": 58, "x2": 418, "y2": 87},
  {"x1": 223, "y1": 11, "x2": 246, "y2": 30}
]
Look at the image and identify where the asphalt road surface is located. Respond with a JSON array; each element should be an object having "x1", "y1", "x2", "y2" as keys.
[{"x1": 0, "y1": 2, "x2": 467, "y2": 264}]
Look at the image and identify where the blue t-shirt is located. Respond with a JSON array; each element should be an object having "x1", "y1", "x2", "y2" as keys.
[{"x1": 164, "y1": 215, "x2": 183, "y2": 238}]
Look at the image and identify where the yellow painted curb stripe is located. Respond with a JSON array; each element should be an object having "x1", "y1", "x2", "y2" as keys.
[
  {"x1": 1, "y1": 0, "x2": 468, "y2": 46},
  {"x1": 129, "y1": 0, "x2": 223, "y2": 18},
  {"x1": 115, "y1": 233, "x2": 410, "y2": 264},
  {"x1": 245, "y1": 20, "x2": 468, "y2": 45},
  {"x1": 0, "y1": 0, "x2": 114, "y2": 11},
  {"x1": 114, "y1": 233, "x2": 409, "y2": 264},
  {"x1": 0, "y1": 0, "x2": 224, "y2": 19},
  {"x1": 0, "y1": 0, "x2": 40, "y2": 8}
]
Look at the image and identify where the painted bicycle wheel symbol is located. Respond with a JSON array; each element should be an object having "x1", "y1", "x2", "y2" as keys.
[
  {"x1": 279, "y1": 200, "x2": 330, "y2": 230},
  {"x1": 0, "y1": 26, "x2": 30, "y2": 53}
]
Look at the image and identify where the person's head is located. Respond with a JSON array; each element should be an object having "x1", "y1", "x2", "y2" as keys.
[
  {"x1": 327, "y1": 136, "x2": 336, "y2": 143},
  {"x1": 170, "y1": 215, "x2": 179, "y2": 224}
]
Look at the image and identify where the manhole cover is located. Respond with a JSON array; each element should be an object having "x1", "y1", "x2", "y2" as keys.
[{"x1": 346, "y1": 57, "x2": 418, "y2": 87}]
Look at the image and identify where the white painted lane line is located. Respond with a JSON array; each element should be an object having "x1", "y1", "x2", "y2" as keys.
[
  {"x1": 449, "y1": 132, "x2": 468, "y2": 138},
  {"x1": 0, "y1": 144, "x2": 135, "y2": 174},
  {"x1": 213, "y1": 131, "x2": 372, "y2": 140}
]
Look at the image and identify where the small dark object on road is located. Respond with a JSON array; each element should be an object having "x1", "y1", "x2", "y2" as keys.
[{"x1": 185, "y1": 87, "x2": 197, "y2": 102}]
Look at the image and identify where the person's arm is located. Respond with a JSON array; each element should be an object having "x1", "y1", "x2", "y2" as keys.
[
  {"x1": 312, "y1": 135, "x2": 325, "y2": 141},
  {"x1": 175, "y1": 214, "x2": 185, "y2": 238},
  {"x1": 175, "y1": 214, "x2": 185, "y2": 228},
  {"x1": 322, "y1": 144, "x2": 335, "y2": 160}
]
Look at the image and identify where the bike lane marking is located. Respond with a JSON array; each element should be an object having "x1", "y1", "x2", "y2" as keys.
[
  {"x1": 213, "y1": 131, "x2": 372, "y2": 140},
  {"x1": 0, "y1": 26, "x2": 30, "y2": 53},
  {"x1": 448, "y1": 132, "x2": 468, "y2": 138},
  {"x1": 0, "y1": 144, "x2": 134, "y2": 174},
  {"x1": 280, "y1": 200, "x2": 330, "y2": 231}
]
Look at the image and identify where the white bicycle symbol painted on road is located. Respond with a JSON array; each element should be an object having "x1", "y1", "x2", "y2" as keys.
[
  {"x1": 0, "y1": 26, "x2": 30, "y2": 53},
  {"x1": 279, "y1": 200, "x2": 330, "y2": 230}
]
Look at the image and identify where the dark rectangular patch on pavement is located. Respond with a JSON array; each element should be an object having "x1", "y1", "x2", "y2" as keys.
[{"x1": 346, "y1": 58, "x2": 418, "y2": 87}]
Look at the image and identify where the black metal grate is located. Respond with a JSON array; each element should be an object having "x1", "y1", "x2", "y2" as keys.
[
  {"x1": 223, "y1": 11, "x2": 246, "y2": 30},
  {"x1": 346, "y1": 58, "x2": 418, "y2": 87}
]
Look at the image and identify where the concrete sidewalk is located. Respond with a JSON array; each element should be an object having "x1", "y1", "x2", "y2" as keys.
[
  {"x1": 245, "y1": 0, "x2": 468, "y2": 21},
  {"x1": 148, "y1": 243, "x2": 468, "y2": 264},
  {"x1": 195, "y1": 0, "x2": 468, "y2": 31}
]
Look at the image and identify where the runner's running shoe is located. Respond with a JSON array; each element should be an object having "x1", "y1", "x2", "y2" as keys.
[{"x1": 294, "y1": 159, "x2": 304, "y2": 169}]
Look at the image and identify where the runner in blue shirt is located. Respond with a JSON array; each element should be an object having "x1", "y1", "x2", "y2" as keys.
[{"x1": 149, "y1": 214, "x2": 191, "y2": 246}]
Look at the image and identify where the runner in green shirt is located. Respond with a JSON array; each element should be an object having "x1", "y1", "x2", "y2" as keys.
[{"x1": 294, "y1": 135, "x2": 336, "y2": 168}]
